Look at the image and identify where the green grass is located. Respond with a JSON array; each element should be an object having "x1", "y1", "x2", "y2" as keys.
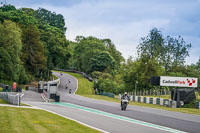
[
  {"x1": 0, "y1": 98, "x2": 30, "y2": 106},
  {"x1": 0, "y1": 98, "x2": 8, "y2": 104},
  {"x1": 52, "y1": 75, "x2": 58, "y2": 80},
  {"x1": 195, "y1": 92, "x2": 200, "y2": 101},
  {"x1": 0, "y1": 106, "x2": 101, "y2": 133},
  {"x1": 53, "y1": 71, "x2": 200, "y2": 115}
]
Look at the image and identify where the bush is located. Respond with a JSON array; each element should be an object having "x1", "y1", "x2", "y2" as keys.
[{"x1": 183, "y1": 99, "x2": 196, "y2": 108}]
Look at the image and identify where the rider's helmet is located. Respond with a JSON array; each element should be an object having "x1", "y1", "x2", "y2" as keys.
[{"x1": 124, "y1": 92, "x2": 127, "y2": 95}]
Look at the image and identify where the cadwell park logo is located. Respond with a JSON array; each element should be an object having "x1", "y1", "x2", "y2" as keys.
[
  {"x1": 162, "y1": 79, "x2": 196, "y2": 86},
  {"x1": 186, "y1": 79, "x2": 196, "y2": 86},
  {"x1": 160, "y1": 76, "x2": 198, "y2": 88}
]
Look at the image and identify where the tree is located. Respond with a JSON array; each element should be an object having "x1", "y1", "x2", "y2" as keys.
[
  {"x1": 34, "y1": 8, "x2": 66, "y2": 32},
  {"x1": 39, "y1": 24, "x2": 70, "y2": 70},
  {"x1": 0, "y1": 20, "x2": 23, "y2": 82},
  {"x1": 103, "y1": 39, "x2": 124, "y2": 70},
  {"x1": 73, "y1": 36, "x2": 106, "y2": 72},
  {"x1": 171, "y1": 36, "x2": 191, "y2": 67},
  {"x1": 21, "y1": 25, "x2": 46, "y2": 78},
  {"x1": 0, "y1": 5, "x2": 37, "y2": 26},
  {"x1": 90, "y1": 51, "x2": 115, "y2": 73},
  {"x1": 137, "y1": 28, "x2": 164, "y2": 62},
  {"x1": 0, "y1": 4, "x2": 16, "y2": 12}
]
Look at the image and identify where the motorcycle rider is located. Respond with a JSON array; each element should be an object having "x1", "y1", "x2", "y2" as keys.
[{"x1": 121, "y1": 92, "x2": 130, "y2": 107}]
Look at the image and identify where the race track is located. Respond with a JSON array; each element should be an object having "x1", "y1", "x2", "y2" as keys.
[{"x1": 21, "y1": 71, "x2": 200, "y2": 133}]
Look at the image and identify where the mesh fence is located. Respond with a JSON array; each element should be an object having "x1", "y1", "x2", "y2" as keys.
[{"x1": 0, "y1": 92, "x2": 20, "y2": 106}]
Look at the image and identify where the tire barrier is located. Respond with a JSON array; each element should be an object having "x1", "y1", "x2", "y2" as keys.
[
  {"x1": 132, "y1": 95, "x2": 176, "y2": 107},
  {"x1": 0, "y1": 92, "x2": 20, "y2": 106},
  {"x1": 130, "y1": 95, "x2": 200, "y2": 109}
]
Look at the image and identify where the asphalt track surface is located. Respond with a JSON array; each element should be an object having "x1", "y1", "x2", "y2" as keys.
[{"x1": 22, "y1": 71, "x2": 200, "y2": 133}]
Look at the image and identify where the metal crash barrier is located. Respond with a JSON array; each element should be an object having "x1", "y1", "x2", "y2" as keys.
[{"x1": 0, "y1": 92, "x2": 20, "y2": 106}]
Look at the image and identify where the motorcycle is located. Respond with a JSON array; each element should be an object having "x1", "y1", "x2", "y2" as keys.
[
  {"x1": 69, "y1": 89, "x2": 72, "y2": 94},
  {"x1": 121, "y1": 99, "x2": 129, "y2": 111}
]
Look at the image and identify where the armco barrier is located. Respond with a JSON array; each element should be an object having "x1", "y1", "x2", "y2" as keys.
[
  {"x1": 0, "y1": 92, "x2": 20, "y2": 106},
  {"x1": 53, "y1": 68, "x2": 93, "y2": 82},
  {"x1": 99, "y1": 92, "x2": 115, "y2": 98}
]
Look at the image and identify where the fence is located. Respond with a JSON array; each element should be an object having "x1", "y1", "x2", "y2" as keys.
[
  {"x1": 0, "y1": 92, "x2": 20, "y2": 106},
  {"x1": 99, "y1": 92, "x2": 115, "y2": 98},
  {"x1": 131, "y1": 95, "x2": 175, "y2": 107},
  {"x1": 128, "y1": 89, "x2": 171, "y2": 96},
  {"x1": 53, "y1": 68, "x2": 93, "y2": 82}
]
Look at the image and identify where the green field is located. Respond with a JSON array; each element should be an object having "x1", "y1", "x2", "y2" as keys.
[
  {"x1": 196, "y1": 92, "x2": 200, "y2": 101},
  {"x1": 0, "y1": 98, "x2": 8, "y2": 104},
  {"x1": 57, "y1": 71, "x2": 200, "y2": 115},
  {"x1": 0, "y1": 106, "x2": 100, "y2": 133}
]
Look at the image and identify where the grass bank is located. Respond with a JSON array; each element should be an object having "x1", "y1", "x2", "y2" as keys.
[
  {"x1": 0, "y1": 106, "x2": 100, "y2": 133},
  {"x1": 0, "y1": 98, "x2": 8, "y2": 104}
]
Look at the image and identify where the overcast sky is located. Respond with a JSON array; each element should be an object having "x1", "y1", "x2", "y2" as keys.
[{"x1": 5, "y1": 0, "x2": 200, "y2": 64}]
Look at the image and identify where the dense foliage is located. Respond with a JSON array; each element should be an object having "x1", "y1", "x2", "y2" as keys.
[{"x1": 0, "y1": 5, "x2": 70, "y2": 84}]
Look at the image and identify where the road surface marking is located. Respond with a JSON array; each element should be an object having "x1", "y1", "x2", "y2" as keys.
[{"x1": 51, "y1": 102, "x2": 186, "y2": 133}]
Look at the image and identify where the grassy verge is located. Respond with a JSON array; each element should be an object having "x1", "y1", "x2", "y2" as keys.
[
  {"x1": 53, "y1": 75, "x2": 58, "y2": 80},
  {"x1": 0, "y1": 98, "x2": 8, "y2": 104},
  {"x1": 0, "y1": 98, "x2": 30, "y2": 106},
  {"x1": 0, "y1": 106, "x2": 101, "y2": 133},
  {"x1": 195, "y1": 92, "x2": 200, "y2": 101},
  {"x1": 54, "y1": 71, "x2": 200, "y2": 115}
]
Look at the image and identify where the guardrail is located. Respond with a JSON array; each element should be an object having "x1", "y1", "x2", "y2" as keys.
[
  {"x1": 0, "y1": 92, "x2": 20, "y2": 106},
  {"x1": 53, "y1": 68, "x2": 93, "y2": 82},
  {"x1": 98, "y1": 92, "x2": 115, "y2": 98}
]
